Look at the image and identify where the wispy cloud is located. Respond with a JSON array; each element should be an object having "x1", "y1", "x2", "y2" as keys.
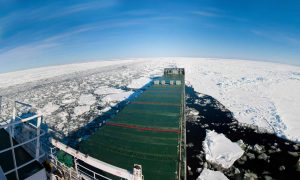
[
  {"x1": 64, "y1": 1, "x2": 117, "y2": 13},
  {"x1": 0, "y1": 1, "x2": 119, "y2": 34},
  {"x1": 0, "y1": 10, "x2": 186, "y2": 63},
  {"x1": 191, "y1": 9, "x2": 247, "y2": 22},
  {"x1": 121, "y1": 9, "x2": 157, "y2": 16},
  {"x1": 0, "y1": 6, "x2": 48, "y2": 28},
  {"x1": 192, "y1": 10, "x2": 220, "y2": 17},
  {"x1": 44, "y1": 14, "x2": 183, "y2": 43},
  {"x1": 0, "y1": 0, "x2": 124, "y2": 55},
  {"x1": 0, "y1": 26, "x2": 3, "y2": 40},
  {"x1": 251, "y1": 29, "x2": 300, "y2": 45},
  {"x1": 0, "y1": 42, "x2": 58, "y2": 64},
  {"x1": 45, "y1": 0, "x2": 119, "y2": 19},
  {"x1": 0, "y1": 16, "x2": 148, "y2": 64}
]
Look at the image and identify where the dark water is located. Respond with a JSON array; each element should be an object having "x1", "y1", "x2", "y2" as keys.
[{"x1": 185, "y1": 86, "x2": 300, "y2": 180}]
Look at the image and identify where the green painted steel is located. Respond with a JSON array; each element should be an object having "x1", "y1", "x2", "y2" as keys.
[
  {"x1": 57, "y1": 150, "x2": 74, "y2": 168},
  {"x1": 80, "y1": 74, "x2": 184, "y2": 179}
]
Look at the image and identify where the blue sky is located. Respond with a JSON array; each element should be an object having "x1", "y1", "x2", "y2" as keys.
[{"x1": 0, "y1": 0, "x2": 300, "y2": 73}]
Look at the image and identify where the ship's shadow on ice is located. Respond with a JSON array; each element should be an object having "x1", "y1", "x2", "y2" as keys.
[
  {"x1": 185, "y1": 85, "x2": 300, "y2": 180},
  {"x1": 62, "y1": 77, "x2": 160, "y2": 149}
]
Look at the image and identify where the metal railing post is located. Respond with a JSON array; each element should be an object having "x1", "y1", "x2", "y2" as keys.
[
  {"x1": 0, "y1": 96, "x2": 2, "y2": 116},
  {"x1": 35, "y1": 115, "x2": 42, "y2": 160},
  {"x1": 74, "y1": 158, "x2": 79, "y2": 178},
  {"x1": 9, "y1": 125, "x2": 19, "y2": 180},
  {"x1": 0, "y1": 99, "x2": 47, "y2": 180},
  {"x1": 12, "y1": 101, "x2": 16, "y2": 138},
  {"x1": 183, "y1": 84, "x2": 187, "y2": 180}
]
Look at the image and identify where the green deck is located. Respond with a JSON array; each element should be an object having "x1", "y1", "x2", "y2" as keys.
[{"x1": 80, "y1": 74, "x2": 184, "y2": 179}]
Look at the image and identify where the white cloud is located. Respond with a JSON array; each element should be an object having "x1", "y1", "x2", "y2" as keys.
[
  {"x1": 0, "y1": 42, "x2": 58, "y2": 62},
  {"x1": 192, "y1": 10, "x2": 220, "y2": 17},
  {"x1": 251, "y1": 29, "x2": 300, "y2": 45},
  {"x1": 0, "y1": 26, "x2": 3, "y2": 40},
  {"x1": 0, "y1": 18, "x2": 142, "y2": 65},
  {"x1": 0, "y1": 1, "x2": 120, "y2": 35},
  {"x1": 44, "y1": 0, "x2": 120, "y2": 19},
  {"x1": 191, "y1": 9, "x2": 247, "y2": 22}
]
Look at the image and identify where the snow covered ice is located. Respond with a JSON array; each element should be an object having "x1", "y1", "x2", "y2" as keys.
[
  {"x1": 94, "y1": 86, "x2": 124, "y2": 95},
  {"x1": 0, "y1": 60, "x2": 134, "y2": 88},
  {"x1": 41, "y1": 102, "x2": 60, "y2": 116},
  {"x1": 196, "y1": 168, "x2": 228, "y2": 180},
  {"x1": 0, "y1": 59, "x2": 170, "y2": 137},
  {"x1": 203, "y1": 130, "x2": 244, "y2": 169},
  {"x1": 127, "y1": 77, "x2": 151, "y2": 89},
  {"x1": 78, "y1": 94, "x2": 96, "y2": 106},
  {"x1": 0, "y1": 57, "x2": 300, "y2": 142},
  {"x1": 175, "y1": 58, "x2": 300, "y2": 142}
]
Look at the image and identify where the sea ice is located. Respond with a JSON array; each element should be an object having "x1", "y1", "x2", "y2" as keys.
[
  {"x1": 102, "y1": 91, "x2": 133, "y2": 105},
  {"x1": 78, "y1": 94, "x2": 96, "y2": 106},
  {"x1": 203, "y1": 130, "x2": 244, "y2": 169},
  {"x1": 127, "y1": 77, "x2": 151, "y2": 89},
  {"x1": 41, "y1": 102, "x2": 60, "y2": 116},
  {"x1": 1, "y1": 58, "x2": 300, "y2": 141},
  {"x1": 176, "y1": 58, "x2": 300, "y2": 142},
  {"x1": 0, "y1": 60, "x2": 134, "y2": 88},
  {"x1": 74, "y1": 105, "x2": 90, "y2": 116},
  {"x1": 197, "y1": 168, "x2": 228, "y2": 180},
  {"x1": 94, "y1": 86, "x2": 124, "y2": 95}
]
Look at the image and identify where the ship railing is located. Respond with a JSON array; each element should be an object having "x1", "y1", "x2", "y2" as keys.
[
  {"x1": 0, "y1": 113, "x2": 45, "y2": 179},
  {"x1": 49, "y1": 139, "x2": 136, "y2": 179},
  {"x1": 0, "y1": 96, "x2": 46, "y2": 180},
  {"x1": 48, "y1": 154, "x2": 78, "y2": 179},
  {"x1": 76, "y1": 162, "x2": 111, "y2": 180},
  {"x1": 48, "y1": 146, "x2": 113, "y2": 180}
]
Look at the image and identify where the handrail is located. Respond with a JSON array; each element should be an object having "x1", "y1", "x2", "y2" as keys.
[
  {"x1": 51, "y1": 138, "x2": 134, "y2": 180},
  {"x1": 77, "y1": 162, "x2": 111, "y2": 180},
  {"x1": 0, "y1": 129, "x2": 46, "y2": 154},
  {"x1": 0, "y1": 97, "x2": 45, "y2": 180},
  {"x1": 0, "y1": 114, "x2": 41, "y2": 129}
]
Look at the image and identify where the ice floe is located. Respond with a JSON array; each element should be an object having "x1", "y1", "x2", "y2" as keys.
[
  {"x1": 41, "y1": 102, "x2": 60, "y2": 116},
  {"x1": 78, "y1": 94, "x2": 96, "y2": 106},
  {"x1": 74, "y1": 105, "x2": 90, "y2": 116},
  {"x1": 197, "y1": 168, "x2": 228, "y2": 180},
  {"x1": 127, "y1": 77, "x2": 151, "y2": 89},
  {"x1": 102, "y1": 91, "x2": 133, "y2": 105},
  {"x1": 1, "y1": 58, "x2": 300, "y2": 141},
  {"x1": 203, "y1": 130, "x2": 244, "y2": 169},
  {"x1": 94, "y1": 86, "x2": 124, "y2": 95}
]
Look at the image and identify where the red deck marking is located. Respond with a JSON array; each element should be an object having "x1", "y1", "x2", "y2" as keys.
[{"x1": 106, "y1": 122, "x2": 180, "y2": 133}]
